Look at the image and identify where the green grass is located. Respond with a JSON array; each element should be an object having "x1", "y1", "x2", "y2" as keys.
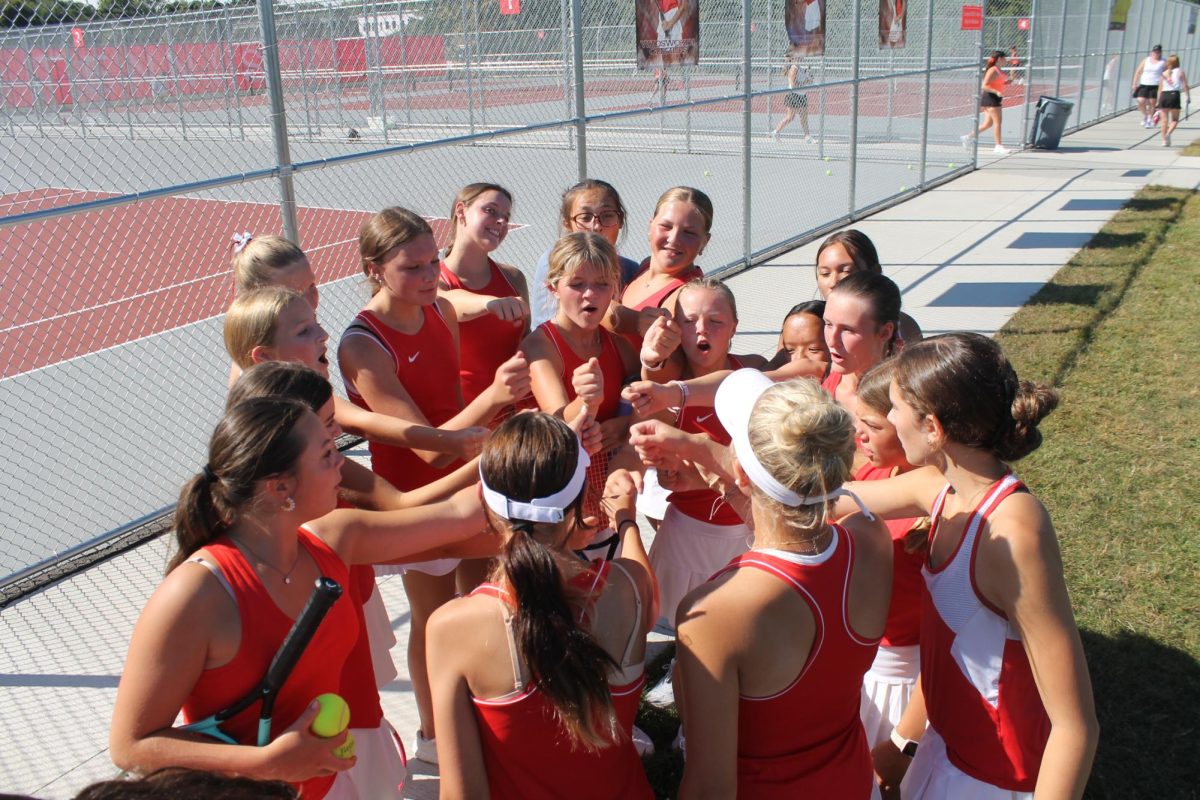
[
  {"x1": 639, "y1": 186, "x2": 1200, "y2": 798},
  {"x1": 998, "y1": 186, "x2": 1200, "y2": 798},
  {"x1": 1180, "y1": 136, "x2": 1200, "y2": 157}
]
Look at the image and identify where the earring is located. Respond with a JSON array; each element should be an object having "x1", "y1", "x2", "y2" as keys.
[{"x1": 281, "y1": 497, "x2": 296, "y2": 512}]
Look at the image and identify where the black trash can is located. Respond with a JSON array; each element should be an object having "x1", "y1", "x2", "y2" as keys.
[{"x1": 1030, "y1": 95, "x2": 1075, "y2": 149}]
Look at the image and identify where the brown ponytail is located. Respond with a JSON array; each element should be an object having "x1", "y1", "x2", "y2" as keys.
[
  {"x1": 481, "y1": 413, "x2": 621, "y2": 750},
  {"x1": 894, "y1": 333, "x2": 1058, "y2": 462},
  {"x1": 169, "y1": 397, "x2": 311, "y2": 573}
]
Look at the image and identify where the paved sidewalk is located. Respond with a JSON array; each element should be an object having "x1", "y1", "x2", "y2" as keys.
[{"x1": 2, "y1": 110, "x2": 1197, "y2": 799}]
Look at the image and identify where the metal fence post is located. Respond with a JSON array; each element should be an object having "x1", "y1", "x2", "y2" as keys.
[
  {"x1": 560, "y1": 0, "x2": 572, "y2": 149},
  {"x1": 257, "y1": 0, "x2": 300, "y2": 244},
  {"x1": 1075, "y1": 0, "x2": 1093, "y2": 126},
  {"x1": 570, "y1": 0, "x2": 587, "y2": 179},
  {"x1": 1054, "y1": 0, "x2": 1068, "y2": 97},
  {"x1": 847, "y1": 0, "x2": 862, "y2": 216},
  {"x1": 327, "y1": 1, "x2": 346, "y2": 133},
  {"x1": 917, "y1": 0, "x2": 935, "y2": 187},
  {"x1": 473, "y1": 0, "x2": 485, "y2": 127},
  {"x1": 741, "y1": 0, "x2": 752, "y2": 267},
  {"x1": 399, "y1": 4, "x2": 412, "y2": 126},
  {"x1": 119, "y1": 25, "x2": 135, "y2": 140},
  {"x1": 1019, "y1": 0, "x2": 1035, "y2": 146},
  {"x1": 973, "y1": 0, "x2": 987, "y2": 157},
  {"x1": 462, "y1": 0, "x2": 476, "y2": 135},
  {"x1": 165, "y1": 22, "x2": 187, "y2": 140}
]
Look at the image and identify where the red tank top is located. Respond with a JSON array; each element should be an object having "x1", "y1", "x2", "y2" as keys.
[
  {"x1": 714, "y1": 529, "x2": 879, "y2": 799},
  {"x1": 618, "y1": 260, "x2": 703, "y2": 349},
  {"x1": 668, "y1": 355, "x2": 745, "y2": 525},
  {"x1": 984, "y1": 67, "x2": 1008, "y2": 94},
  {"x1": 339, "y1": 563, "x2": 384, "y2": 729},
  {"x1": 921, "y1": 473, "x2": 1049, "y2": 790},
  {"x1": 181, "y1": 529, "x2": 357, "y2": 800},
  {"x1": 854, "y1": 463, "x2": 923, "y2": 647},
  {"x1": 439, "y1": 259, "x2": 523, "y2": 408},
  {"x1": 343, "y1": 307, "x2": 463, "y2": 491},
  {"x1": 539, "y1": 321, "x2": 627, "y2": 522},
  {"x1": 468, "y1": 562, "x2": 653, "y2": 800}
]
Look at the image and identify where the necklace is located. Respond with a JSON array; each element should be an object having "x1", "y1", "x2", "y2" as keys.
[
  {"x1": 758, "y1": 526, "x2": 833, "y2": 556},
  {"x1": 232, "y1": 536, "x2": 301, "y2": 585}
]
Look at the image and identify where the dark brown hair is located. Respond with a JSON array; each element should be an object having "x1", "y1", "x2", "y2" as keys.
[
  {"x1": 228, "y1": 361, "x2": 333, "y2": 414},
  {"x1": 169, "y1": 398, "x2": 311, "y2": 572},
  {"x1": 480, "y1": 412, "x2": 620, "y2": 750},
  {"x1": 560, "y1": 179, "x2": 627, "y2": 240},
  {"x1": 815, "y1": 229, "x2": 881, "y2": 275},
  {"x1": 893, "y1": 333, "x2": 1058, "y2": 461},
  {"x1": 829, "y1": 271, "x2": 901, "y2": 358},
  {"x1": 73, "y1": 767, "x2": 297, "y2": 799},
  {"x1": 445, "y1": 182, "x2": 513, "y2": 256},
  {"x1": 855, "y1": 357, "x2": 897, "y2": 415}
]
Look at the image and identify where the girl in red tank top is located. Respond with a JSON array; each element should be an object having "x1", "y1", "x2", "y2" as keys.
[
  {"x1": 437, "y1": 183, "x2": 531, "y2": 412},
  {"x1": 523, "y1": 233, "x2": 639, "y2": 526},
  {"x1": 110, "y1": 397, "x2": 490, "y2": 798},
  {"x1": 337, "y1": 206, "x2": 532, "y2": 762},
  {"x1": 611, "y1": 186, "x2": 713, "y2": 349},
  {"x1": 850, "y1": 360, "x2": 928, "y2": 750},
  {"x1": 427, "y1": 413, "x2": 657, "y2": 800},
  {"x1": 840, "y1": 334, "x2": 1096, "y2": 799},
  {"x1": 674, "y1": 371, "x2": 893, "y2": 799}
]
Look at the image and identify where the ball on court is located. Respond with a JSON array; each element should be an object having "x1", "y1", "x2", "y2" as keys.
[
  {"x1": 948, "y1": 162, "x2": 956, "y2": 168},
  {"x1": 825, "y1": 169, "x2": 833, "y2": 176},
  {"x1": 823, "y1": 156, "x2": 831, "y2": 162},
  {"x1": 900, "y1": 185, "x2": 907, "y2": 191},
  {"x1": 907, "y1": 164, "x2": 914, "y2": 170},
  {"x1": 333, "y1": 731, "x2": 356, "y2": 760},
  {"x1": 703, "y1": 170, "x2": 712, "y2": 176},
  {"x1": 311, "y1": 693, "x2": 350, "y2": 738}
]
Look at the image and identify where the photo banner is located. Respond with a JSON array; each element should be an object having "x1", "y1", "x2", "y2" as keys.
[
  {"x1": 785, "y1": 0, "x2": 825, "y2": 57},
  {"x1": 1108, "y1": 0, "x2": 1131, "y2": 30},
  {"x1": 880, "y1": 0, "x2": 907, "y2": 48},
  {"x1": 636, "y1": 0, "x2": 700, "y2": 69}
]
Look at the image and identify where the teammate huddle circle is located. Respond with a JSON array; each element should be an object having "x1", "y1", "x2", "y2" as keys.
[{"x1": 108, "y1": 179, "x2": 1097, "y2": 799}]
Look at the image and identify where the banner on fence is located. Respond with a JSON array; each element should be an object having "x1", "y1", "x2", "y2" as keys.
[
  {"x1": 786, "y1": 0, "x2": 825, "y2": 56},
  {"x1": 880, "y1": 0, "x2": 907, "y2": 48},
  {"x1": 1108, "y1": 0, "x2": 1131, "y2": 30},
  {"x1": 960, "y1": 5, "x2": 983, "y2": 30},
  {"x1": 636, "y1": 0, "x2": 700, "y2": 68}
]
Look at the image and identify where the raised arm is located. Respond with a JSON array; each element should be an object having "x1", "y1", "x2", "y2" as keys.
[{"x1": 333, "y1": 396, "x2": 488, "y2": 463}]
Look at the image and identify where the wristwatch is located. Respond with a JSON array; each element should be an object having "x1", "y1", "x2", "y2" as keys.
[{"x1": 890, "y1": 728, "x2": 919, "y2": 758}]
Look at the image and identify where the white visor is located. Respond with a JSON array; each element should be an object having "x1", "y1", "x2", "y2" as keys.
[
  {"x1": 479, "y1": 442, "x2": 591, "y2": 524},
  {"x1": 714, "y1": 369, "x2": 874, "y2": 520}
]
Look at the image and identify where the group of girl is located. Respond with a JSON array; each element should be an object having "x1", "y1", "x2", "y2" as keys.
[{"x1": 109, "y1": 176, "x2": 1097, "y2": 800}]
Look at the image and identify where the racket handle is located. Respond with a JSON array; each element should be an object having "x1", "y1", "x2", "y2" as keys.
[{"x1": 263, "y1": 577, "x2": 342, "y2": 692}]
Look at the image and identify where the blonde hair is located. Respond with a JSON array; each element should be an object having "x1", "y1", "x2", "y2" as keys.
[
  {"x1": 653, "y1": 186, "x2": 714, "y2": 234},
  {"x1": 445, "y1": 183, "x2": 513, "y2": 257},
  {"x1": 223, "y1": 286, "x2": 304, "y2": 368},
  {"x1": 231, "y1": 235, "x2": 307, "y2": 294},
  {"x1": 1166, "y1": 54, "x2": 1180, "y2": 70},
  {"x1": 546, "y1": 232, "x2": 620, "y2": 289},
  {"x1": 678, "y1": 277, "x2": 738, "y2": 322},
  {"x1": 746, "y1": 378, "x2": 856, "y2": 534},
  {"x1": 358, "y1": 207, "x2": 434, "y2": 295}
]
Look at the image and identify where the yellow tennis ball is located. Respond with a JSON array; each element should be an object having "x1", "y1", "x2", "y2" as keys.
[
  {"x1": 900, "y1": 185, "x2": 907, "y2": 191},
  {"x1": 825, "y1": 169, "x2": 833, "y2": 176},
  {"x1": 823, "y1": 156, "x2": 831, "y2": 162},
  {"x1": 332, "y1": 730, "x2": 356, "y2": 760},
  {"x1": 907, "y1": 164, "x2": 914, "y2": 170},
  {"x1": 703, "y1": 170, "x2": 711, "y2": 176},
  {"x1": 311, "y1": 693, "x2": 350, "y2": 738},
  {"x1": 948, "y1": 162, "x2": 956, "y2": 168}
]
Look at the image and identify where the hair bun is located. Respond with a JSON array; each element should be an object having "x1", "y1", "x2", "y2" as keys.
[{"x1": 998, "y1": 380, "x2": 1059, "y2": 461}]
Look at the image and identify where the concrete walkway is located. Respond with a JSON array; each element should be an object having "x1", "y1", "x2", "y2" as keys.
[{"x1": 2, "y1": 110, "x2": 1197, "y2": 799}]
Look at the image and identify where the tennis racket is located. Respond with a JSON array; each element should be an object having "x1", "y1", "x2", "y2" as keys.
[{"x1": 182, "y1": 576, "x2": 342, "y2": 746}]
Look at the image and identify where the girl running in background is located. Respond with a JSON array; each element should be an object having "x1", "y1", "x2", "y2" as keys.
[
  {"x1": 609, "y1": 186, "x2": 713, "y2": 348},
  {"x1": 428, "y1": 413, "x2": 657, "y2": 800},
  {"x1": 337, "y1": 207, "x2": 531, "y2": 764},
  {"x1": 823, "y1": 271, "x2": 901, "y2": 418},
  {"x1": 522, "y1": 233, "x2": 640, "y2": 528},
  {"x1": 437, "y1": 183, "x2": 531, "y2": 414},
  {"x1": 674, "y1": 371, "x2": 892, "y2": 798},
  {"x1": 842, "y1": 333, "x2": 1097, "y2": 799},
  {"x1": 850, "y1": 360, "x2": 927, "y2": 750},
  {"x1": 109, "y1": 398, "x2": 486, "y2": 799},
  {"x1": 531, "y1": 179, "x2": 641, "y2": 329},
  {"x1": 963, "y1": 50, "x2": 1012, "y2": 154}
]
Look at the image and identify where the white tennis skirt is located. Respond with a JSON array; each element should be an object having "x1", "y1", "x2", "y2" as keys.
[
  {"x1": 326, "y1": 718, "x2": 408, "y2": 799},
  {"x1": 375, "y1": 557, "x2": 460, "y2": 577},
  {"x1": 362, "y1": 582, "x2": 398, "y2": 688},
  {"x1": 649, "y1": 504, "x2": 749, "y2": 631},
  {"x1": 637, "y1": 467, "x2": 673, "y2": 521},
  {"x1": 859, "y1": 643, "x2": 920, "y2": 748},
  {"x1": 902, "y1": 726, "x2": 1033, "y2": 800}
]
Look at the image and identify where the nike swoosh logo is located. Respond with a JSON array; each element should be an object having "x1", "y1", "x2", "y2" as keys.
[
  {"x1": 696, "y1": 413, "x2": 713, "y2": 423},
  {"x1": 407, "y1": 352, "x2": 420, "y2": 363}
]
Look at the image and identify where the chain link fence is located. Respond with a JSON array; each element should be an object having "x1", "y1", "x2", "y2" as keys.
[{"x1": 1, "y1": 0, "x2": 1197, "y2": 791}]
